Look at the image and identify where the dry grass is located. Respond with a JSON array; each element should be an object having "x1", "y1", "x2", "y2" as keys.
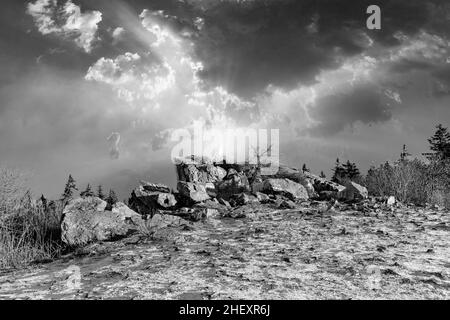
[{"x1": 0, "y1": 167, "x2": 65, "y2": 269}]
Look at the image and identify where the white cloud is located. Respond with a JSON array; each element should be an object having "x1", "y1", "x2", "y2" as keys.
[
  {"x1": 139, "y1": 9, "x2": 178, "y2": 48},
  {"x1": 112, "y1": 27, "x2": 125, "y2": 44},
  {"x1": 391, "y1": 31, "x2": 450, "y2": 64},
  {"x1": 85, "y1": 52, "x2": 175, "y2": 103},
  {"x1": 27, "y1": 0, "x2": 102, "y2": 53}
]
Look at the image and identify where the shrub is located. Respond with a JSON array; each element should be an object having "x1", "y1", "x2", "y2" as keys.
[
  {"x1": 0, "y1": 166, "x2": 65, "y2": 269},
  {"x1": 364, "y1": 159, "x2": 450, "y2": 208}
]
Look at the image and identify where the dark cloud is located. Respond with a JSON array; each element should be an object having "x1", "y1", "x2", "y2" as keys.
[
  {"x1": 182, "y1": 0, "x2": 449, "y2": 98},
  {"x1": 1, "y1": 0, "x2": 449, "y2": 199},
  {"x1": 302, "y1": 86, "x2": 392, "y2": 137}
]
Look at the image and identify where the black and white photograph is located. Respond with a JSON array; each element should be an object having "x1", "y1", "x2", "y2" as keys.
[{"x1": 0, "y1": 0, "x2": 449, "y2": 304}]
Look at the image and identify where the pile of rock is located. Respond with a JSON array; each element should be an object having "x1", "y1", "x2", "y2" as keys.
[
  {"x1": 129, "y1": 156, "x2": 368, "y2": 216},
  {"x1": 61, "y1": 156, "x2": 370, "y2": 246}
]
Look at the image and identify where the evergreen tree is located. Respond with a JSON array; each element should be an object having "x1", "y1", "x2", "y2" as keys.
[
  {"x1": 331, "y1": 158, "x2": 345, "y2": 183},
  {"x1": 399, "y1": 144, "x2": 411, "y2": 162},
  {"x1": 320, "y1": 171, "x2": 326, "y2": 179},
  {"x1": 97, "y1": 185, "x2": 105, "y2": 200},
  {"x1": 61, "y1": 174, "x2": 77, "y2": 202},
  {"x1": 427, "y1": 124, "x2": 450, "y2": 160},
  {"x1": 106, "y1": 189, "x2": 118, "y2": 207},
  {"x1": 80, "y1": 184, "x2": 94, "y2": 198},
  {"x1": 302, "y1": 164, "x2": 310, "y2": 173},
  {"x1": 343, "y1": 160, "x2": 361, "y2": 180}
]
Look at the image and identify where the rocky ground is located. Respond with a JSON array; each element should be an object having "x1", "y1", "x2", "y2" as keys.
[{"x1": 0, "y1": 201, "x2": 448, "y2": 300}]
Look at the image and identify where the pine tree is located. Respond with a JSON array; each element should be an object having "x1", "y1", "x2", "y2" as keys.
[
  {"x1": 302, "y1": 164, "x2": 310, "y2": 173},
  {"x1": 80, "y1": 184, "x2": 94, "y2": 198},
  {"x1": 343, "y1": 160, "x2": 361, "y2": 180},
  {"x1": 331, "y1": 158, "x2": 345, "y2": 183},
  {"x1": 61, "y1": 174, "x2": 77, "y2": 202},
  {"x1": 106, "y1": 189, "x2": 118, "y2": 208},
  {"x1": 399, "y1": 144, "x2": 411, "y2": 162},
  {"x1": 97, "y1": 185, "x2": 105, "y2": 200},
  {"x1": 320, "y1": 171, "x2": 326, "y2": 179},
  {"x1": 427, "y1": 124, "x2": 450, "y2": 160}
]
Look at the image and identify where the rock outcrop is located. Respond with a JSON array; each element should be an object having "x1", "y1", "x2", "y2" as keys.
[
  {"x1": 177, "y1": 181, "x2": 211, "y2": 203},
  {"x1": 175, "y1": 157, "x2": 227, "y2": 183},
  {"x1": 61, "y1": 198, "x2": 144, "y2": 246},
  {"x1": 338, "y1": 181, "x2": 368, "y2": 201},
  {"x1": 217, "y1": 170, "x2": 251, "y2": 200},
  {"x1": 129, "y1": 182, "x2": 177, "y2": 216},
  {"x1": 263, "y1": 178, "x2": 309, "y2": 201},
  {"x1": 305, "y1": 172, "x2": 345, "y2": 192},
  {"x1": 59, "y1": 156, "x2": 378, "y2": 247}
]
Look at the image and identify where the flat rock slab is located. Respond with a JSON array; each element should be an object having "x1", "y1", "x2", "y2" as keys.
[{"x1": 0, "y1": 205, "x2": 449, "y2": 300}]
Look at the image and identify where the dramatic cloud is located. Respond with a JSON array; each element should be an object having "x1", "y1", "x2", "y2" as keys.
[
  {"x1": 304, "y1": 86, "x2": 392, "y2": 137},
  {"x1": 184, "y1": 0, "x2": 448, "y2": 98},
  {"x1": 1, "y1": 0, "x2": 449, "y2": 198},
  {"x1": 85, "y1": 7, "x2": 259, "y2": 142},
  {"x1": 86, "y1": 52, "x2": 175, "y2": 104},
  {"x1": 27, "y1": 0, "x2": 102, "y2": 53}
]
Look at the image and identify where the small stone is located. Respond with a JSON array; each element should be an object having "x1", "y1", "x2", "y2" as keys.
[
  {"x1": 387, "y1": 196, "x2": 396, "y2": 206},
  {"x1": 218, "y1": 198, "x2": 232, "y2": 208},
  {"x1": 255, "y1": 192, "x2": 270, "y2": 203},
  {"x1": 278, "y1": 199, "x2": 296, "y2": 209},
  {"x1": 234, "y1": 193, "x2": 259, "y2": 205}
]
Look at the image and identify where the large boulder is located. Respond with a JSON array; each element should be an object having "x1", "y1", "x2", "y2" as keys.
[
  {"x1": 175, "y1": 207, "x2": 220, "y2": 221},
  {"x1": 177, "y1": 181, "x2": 210, "y2": 203},
  {"x1": 303, "y1": 171, "x2": 346, "y2": 194},
  {"x1": 140, "y1": 181, "x2": 172, "y2": 193},
  {"x1": 146, "y1": 213, "x2": 187, "y2": 230},
  {"x1": 338, "y1": 181, "x2": 368, "y2": 201},
  {"x1": 269, "y1": 165, "x2": 317, "y2": 197},
  {"x1": 263, "y1": 178, "x2": 309, "y2": 201},
  {"x1": 61, "y1": 198, "x2": 144, "y2": 246},
  {"x1": 129, "y1": 183, "x2": 177, "y2": 216},
  {"x1": 175, "y1": 157, "x2": 226, "y2": 184},
  {"x1": 216, "y1": 171, "x2": 251, "y2": 200}
]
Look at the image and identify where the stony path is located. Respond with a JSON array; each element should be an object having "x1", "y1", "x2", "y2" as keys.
[{"x1": 0, "y1": 203, "x2": 449, "y2": 299}]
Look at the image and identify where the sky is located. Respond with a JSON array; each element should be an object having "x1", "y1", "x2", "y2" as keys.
[{"x1": 0, "y1": 0, "x2": 449, "y2": 199}]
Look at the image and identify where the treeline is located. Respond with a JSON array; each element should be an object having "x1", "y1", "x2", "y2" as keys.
[
  {"x1": 59, "y1": 175, "x2": 119, "y2": 208},
  {"x1": 304, "y1": 124, "x2": 450, "y2": 207}
]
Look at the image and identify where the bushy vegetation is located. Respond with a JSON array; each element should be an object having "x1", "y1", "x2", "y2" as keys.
[
  {"x1": 364, "y1": 158, "x2": 450, "y2": 208},
  {"x1": 0, "y1": 168, "x2": 65, "y2": 269},
  {"x1": 337, "y1": 124, "x2": 450, "y2": 208},
  {"x1": 0, "y1": 170, "x2": 121, "y2": 269}
]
